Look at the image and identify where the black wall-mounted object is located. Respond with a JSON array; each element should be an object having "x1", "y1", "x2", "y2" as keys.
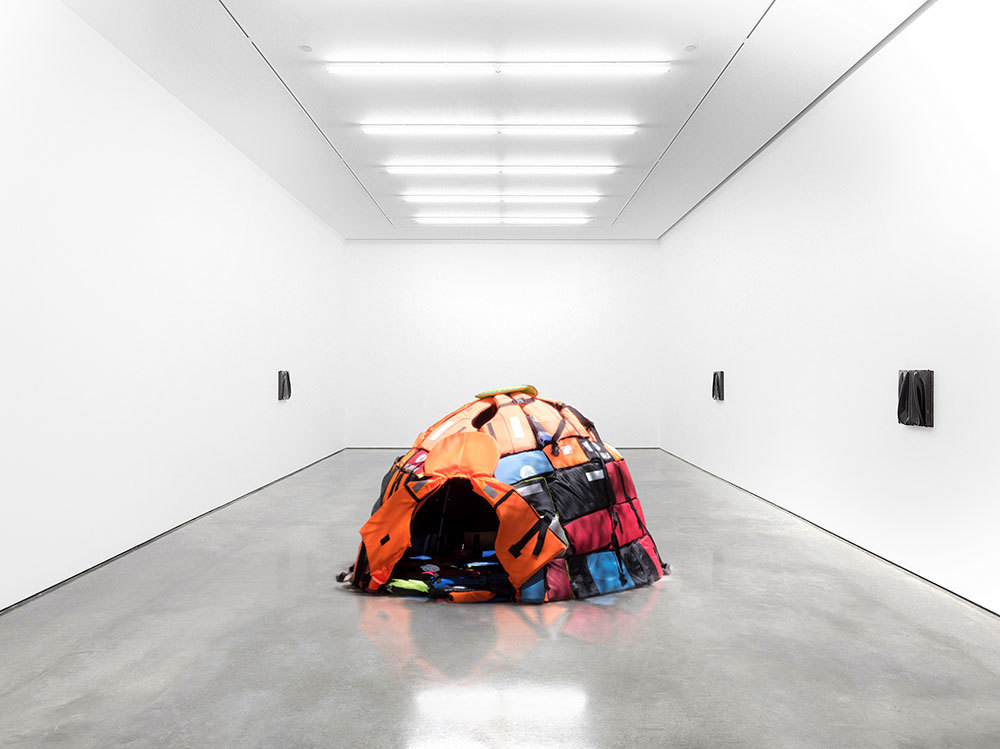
[
  {"x1": 898, "y1": 369, "x2": 933, "y2": 427},
  {"x1": 278, "y1": 370, "x2": 292, "y2": 401},
  {"x1": 712, "y1": 371, "x2": 724, "y2": 401}
]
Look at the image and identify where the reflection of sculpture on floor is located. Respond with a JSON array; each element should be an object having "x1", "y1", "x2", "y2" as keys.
[
  {"x1": 354, "y1": 584, "x2": 662, "y2": 682},
  {"x1": 340, "y1": 385, "x2": 669, "y2": 603}
]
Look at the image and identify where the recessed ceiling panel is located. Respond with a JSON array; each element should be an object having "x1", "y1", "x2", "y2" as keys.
[
  {"x1": 63, "y1": 0, "x2": 927, "y2": 240},
  {"x1": 221, "y1": 0, "x2": 772, "y2": 237}
]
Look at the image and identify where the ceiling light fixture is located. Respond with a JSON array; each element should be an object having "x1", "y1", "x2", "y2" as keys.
[
  {"x1": 362, "y1": 124, "x2": 636, "y2": 136},
  {"x1": 386, "y1": 165, "x2": 618, "y2": 176},
  {"x1": 414, "y1": 217, "x2": 593, "y2": 226},
  {"x1": 503, "y1": 217, "x2": 593, "y2": 225},
  {"x1": 402, "y1": 195, "x2": 601, "y2": 204},
  {"x1": 414, "y1": 217, "x2": 503, "y2": 225},
  {"x1": 327, "y1": 61, "x2": 670, "y2": 76}
]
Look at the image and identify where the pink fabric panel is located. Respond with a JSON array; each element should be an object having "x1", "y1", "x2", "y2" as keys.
[
  {"x1": 618, "y1": 460, "x2": 637, "y2": 500},
  {"x1": 614, "y1": 504, "x2": 645, "y2": 545},
  {"x1": 545, "y1": 560, "x2": 572, "y2": 601},
  {"x1": 564, "y1": 511, "x2": 613, "y2": 554},
  {"x1": 403, "y1": 449, "x2": 428, "y2": 473},
  {"x1": 606, "y1": 461, "x2": 628, "y2": 504},
  {"x1": 631, "y1": 497, "x2": 649, "y2": 527}
]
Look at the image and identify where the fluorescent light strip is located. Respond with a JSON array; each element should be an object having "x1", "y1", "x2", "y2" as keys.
[
  {"x1": 415, "y1": 217, "x2": 502, "y2": 225},
  {"x1": 362, "y1": 124, "x2": 636, "y2": 136},
  {"x1": 386, "y1": 166, "x2": 618, "y2": 176},
  {"x1": 327, "y1": 61, "x2": 670, "y2": 76},
  {"x1": 403, "y1": 195, "x2": 601, "y2": 204},
  {"x1": 414, "y1": 217, "x2": 592, "y2": 226},
  {"x1": 504, "y1": 217, "x2": 592, "y2": 225}
]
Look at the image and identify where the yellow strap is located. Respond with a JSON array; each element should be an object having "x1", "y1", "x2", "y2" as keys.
[{"x1": 475, "y1": 384, "x2": 538, "y2": 399}]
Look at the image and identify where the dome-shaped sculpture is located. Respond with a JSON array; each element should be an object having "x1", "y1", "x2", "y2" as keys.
[{"x1": 344, "y1": 385, "x2": 668, "y2": 603}]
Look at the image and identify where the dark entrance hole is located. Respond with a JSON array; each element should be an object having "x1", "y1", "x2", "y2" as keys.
[{"x1": 408, "y1": 479, "x2": 500, "y2": 558}]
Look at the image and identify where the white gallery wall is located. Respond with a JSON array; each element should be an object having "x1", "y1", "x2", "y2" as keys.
[
  {"x1": 342, "y1": 240, "x2": 662, "y2": 448},
  {"x1": 656, "y1": 0, "x2": 1000, "y2": 612},
  {"x1": 0, "y1": 2, "x2": 348, "y2": 610}
]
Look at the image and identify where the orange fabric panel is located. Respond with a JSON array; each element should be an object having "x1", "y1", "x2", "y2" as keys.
[
  {"x1": 522, "y1": 400, "x2": 584, "y2": 441},
  {"x1": 558, "y1": 407, "x2": 598, "y2": 442},
  {"x1": 477, "y1": 409, "x2": 514, "y2": 454},
  {"x1": 379, "y1": 464, "x2": 407, "y2": 504},
  {"x1": 414, "y1": 400, "x2": 494, "y2": 451},
  {"x1": 361, "y1": 451, "x2": 566, "y2": 595},
  {"x1": 547, "y1": 437, "x2": 592, "y2": 470},
  {"x1": 447, "y1": 590, "x2": 495, "y2": 603},
  {"x1": 506, "y1": 408, "x2": 539, "y2": 453},
  {"x1": 474, "y1": 396, "x2": 511, "y2": 452},
  {"x1": 396, "y1": 447, "x2": 418, "y2": 468},
  {"x1": 537, "y1": 397, "x2": 600, "y2": 442},
  {"x1": 424, "y1": 432, "x2": 500, "y2": 478},
  {"x1": 360, "y1": 474, "x2": 446, "y2": 591},
  {"x1": 521, "y1": 400, "x2": 563, "y2": 434},
  {"x1": 604, "y1": 443, "x2": 624, "y2": 462},
  {"x1": 479, "y1": 396, "x2": 536, "y2": 455},
  {"x1": 472, "y1": 477, "x2": 567, "y2": 589},
  {"x1": 468, "y1": 475, "x2": 515, "y2": 503}
]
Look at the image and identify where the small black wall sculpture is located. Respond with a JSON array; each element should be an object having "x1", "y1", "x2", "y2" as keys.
[
  {"x1": 897, "y1": 370, "x2": 933, "y2": 427},
  {"x1": 278, "y1": 370, "x2": 292, "y2": 401},
  {"x1": 712, "y1": 371, "x2": 724, "y2": 401}
]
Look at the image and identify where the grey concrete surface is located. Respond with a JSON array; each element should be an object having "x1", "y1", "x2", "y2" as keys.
[{"x1": 1, "y1": 449, "x2": 999, "y2": 748}]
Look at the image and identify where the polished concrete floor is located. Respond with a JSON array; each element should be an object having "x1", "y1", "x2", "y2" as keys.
[{"x1": 2, "y1": 449, "x2": 1000, "y2": 748}]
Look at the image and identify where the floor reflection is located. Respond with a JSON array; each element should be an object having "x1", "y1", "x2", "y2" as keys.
[
  {"x1": 355, "y1": 584, "x2": 662, "y2": 679},
  {"x1": 407, "y1": 684, "x2": 589, "y2": 749},
  {"x1": 352, "y1": 586, "x2": 664, "y2": 747}
]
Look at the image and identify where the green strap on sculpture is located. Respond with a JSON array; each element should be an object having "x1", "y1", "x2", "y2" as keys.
[
  {"x1": 386, "y1": 578, "x2": 430, "y2": 595},
  {"x1": 475, "y1": 384, "x2": 538, "y2": 399}
]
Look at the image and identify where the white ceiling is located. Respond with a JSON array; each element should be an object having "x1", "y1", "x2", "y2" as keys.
[{"x1": 62, "y1": 0, "x2": 925, "y2": 240}]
